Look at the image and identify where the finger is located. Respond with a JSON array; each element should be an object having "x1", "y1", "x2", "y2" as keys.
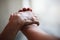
[
  {"x1": 24, "y1": 20, "x2": 33, "y2": 26},
  {"x1": 26, "y1": 8, "x2": 32, "y2": 12},
  {"x1": 18, "y1": 8, "x2": 32, "y2": 12},
  {"x1": 32, "y1": 21, "x2": 39, "y2": 26},
  {"x1": 18, "y1": 10, "x2": 23, "y2": 12},
  {"x1": 22, "y1": 8, "x2": 27, "y2": 11},
  {"x1": 31, "y1": 16, "x2": 37, "y2": 21},
  {"x1": 31, "y1": 16, "x2": 39, "y2": 25}
]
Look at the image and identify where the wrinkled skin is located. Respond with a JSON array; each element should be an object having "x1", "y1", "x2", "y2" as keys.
[{"x1": 9, "y1": 8, "x2": 39, "y2": 29}]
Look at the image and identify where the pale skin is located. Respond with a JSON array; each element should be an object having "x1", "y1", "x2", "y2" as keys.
[{"x1": 0, "y1": 8, "x2": 60, "y2": 40}]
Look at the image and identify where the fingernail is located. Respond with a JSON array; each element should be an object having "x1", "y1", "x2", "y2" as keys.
[
  {"x1": 23, "y1": 8, "x2": 27, "y2": 11},
  {"x1": 27, "y1": 8, "x2": 32, "y2": 12},
  {"x1": 18, "y1": 10, "x2": 23, "y2": 12}
]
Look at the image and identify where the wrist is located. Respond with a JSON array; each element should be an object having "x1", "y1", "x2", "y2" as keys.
[
  {"x1": 21, "y1": 24, "x2": 38, "y2": 36},
  {"x1": 21, "y1": 24, "x2": 38, "y2": 31},
  {"x1": 26, "y1": 24, "x2": 37, "y2": 29}
]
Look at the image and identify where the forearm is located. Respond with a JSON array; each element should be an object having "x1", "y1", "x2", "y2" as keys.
[
  {"x1": 22, "y1": 24, "x2": 58, "y2": 40},
  {"x1": 0, "y1": 22, "x2": 21, "y2": 40}
]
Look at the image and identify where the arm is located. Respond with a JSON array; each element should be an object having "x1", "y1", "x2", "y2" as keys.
[
  {"x1": 0, "y1": 12, "x2": 24, "y2": 40},
  {"x1": 22, "y1": 24, "x2": 58, "y2": 40},
  {"x1": 0, "y1": 21, "x2": 21, "y2": 40},
  {"x1": 0, "y1": 8, "x2": 39, "y2": 40}
]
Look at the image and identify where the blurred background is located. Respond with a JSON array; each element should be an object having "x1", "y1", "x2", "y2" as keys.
[{"x1": 0, "y1": 0, "x2": 60, "y2": 40}]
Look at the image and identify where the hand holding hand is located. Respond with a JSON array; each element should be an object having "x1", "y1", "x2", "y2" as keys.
[
  {"x1": 18, "y1": 8, "x2": 39, "y2": 26},
  {"x1": 9, "y1": 8, "x2": 39, "y2": 29}
]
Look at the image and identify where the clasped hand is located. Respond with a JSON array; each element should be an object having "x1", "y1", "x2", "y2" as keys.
[{"x1": 9, "y1": 8, "x2": 39, "y2": 29}]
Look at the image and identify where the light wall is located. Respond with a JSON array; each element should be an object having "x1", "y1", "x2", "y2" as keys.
[{"x1": 31, "y1": 0, "x2": 60, "y2": 37}]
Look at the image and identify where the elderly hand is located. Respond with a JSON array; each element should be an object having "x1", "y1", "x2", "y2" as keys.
[
  {"x1": 9, "y1": 8, "x2": 39, "y2": 29},
  {"x1": 18, "y1": 8, "x2": 39, "y2": 26}
]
